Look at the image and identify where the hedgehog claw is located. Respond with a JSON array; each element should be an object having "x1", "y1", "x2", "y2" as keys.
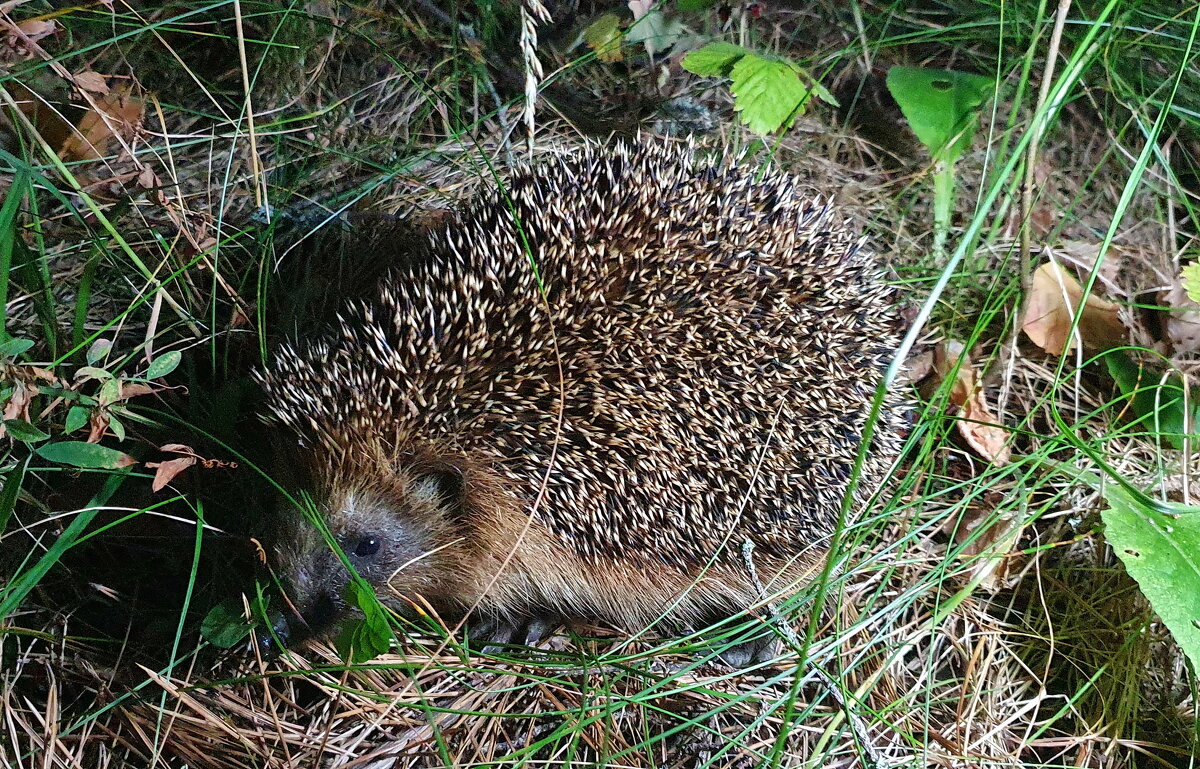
[
  {"x1": 716, "y1": 634, "x2": 782, "y2": 667},
  {"x1": 469, "y1": 615, "x2": 554, "y2": 654}
]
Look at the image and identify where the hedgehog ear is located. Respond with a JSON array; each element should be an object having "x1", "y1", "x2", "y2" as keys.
[{"x1": 412, "y1": 468, "x2": 465, "y2": 515}]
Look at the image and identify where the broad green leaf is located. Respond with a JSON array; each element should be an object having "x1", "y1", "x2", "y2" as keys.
[
  {"x1": 107, "y1": 413, "x2": 125, "y2": 442},
  {"x1": 1101, "y1": 484, "x2": 1200, "y2": 672},
  {"x1": 146, "y1": 350, "x2": 181, "y2": 380},
  {"x1": 1182, "y1": 262, "x2": 1200, "y2": 304},
  {"x1": 681, "y1": 41, "x2": 746, "y2": 76},
  {"x1": 36, "y1": 440, "x2": 136, "y2": 469},
  {"x1": 729, "y1": 54, "x2": 812, "y2": 135},
  {"x1": 64, "y1": 405, "x2": 89, "y2": 434},
  {"x1": 1105, "y1": 351, "x2": 1198, "y2": 450},
  {"x1": 201, "y1": 601, "x2": 256, "y2": 648},
  {"x1": 885, "y1": 66, "x2": 995, "y2": 162},
  {"x1": 0, "y1": 338, "x2": 33, "y2": 358},
  {"x1": 86, "y1": 338, "x2": 111, "y2": 365},
  {"x1": 583, "y1": 13, "x2": 623, "y2": 63},
  {"x1": 4, "y1": 419, "x2": 50, "y2": 443}
]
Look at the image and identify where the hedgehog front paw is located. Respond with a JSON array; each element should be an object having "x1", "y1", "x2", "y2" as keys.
[
  {"x1": 467, "y1": 614, "x2": 555, "y2": 654},
  {"x1": 715, "y1": 633, "x2": 782, "y2": 667}
]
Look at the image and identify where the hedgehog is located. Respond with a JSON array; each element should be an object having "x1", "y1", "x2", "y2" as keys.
[{"x1": 254, "y1": 141, "x2": 907, "y2": 663}]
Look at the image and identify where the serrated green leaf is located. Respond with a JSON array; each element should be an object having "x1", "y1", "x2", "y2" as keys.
[
  {"x1": 729, "y1": 53, "x2": 812, "y2": 135},
  {"x1": 35, "y1": 441, "x2": 136, "y2": 469},
  {"x1": 146, "y1": 350, "x2": 182, "y2": 380},
  {"x1": 885, "y1": 66, "x2": 995, "y2": 162},
  {"x1": 1101, "y1": 484, "x2": 1200, "y2": 673},
  {"x1": 201, "y1": 601, "x2": 256, "y2": 648},
  {"x1": 681, "y1": 41, "x2": 746, "y2": 76},
  {"x1": 4, "y1": 419, "x2": 50, "y2": 443},
  {"x1": 1105, "y1": 351, "x2": 1198, "y2": 450},
  {"x1": 86, "y1": 338, "x2": 112, "y2": 365},
  {"x1": 583, "y1": 13, "x2": 623, "y2": 63},
  {"x1": 1182, "y1": 262, "x2": 1200, "y2": 304},
  {"x1": 625, "y1": 6, "x2": 685, "y2": 58},
  {"x1": 0, "y1": 338, "x2": 33, "y2": 358},
  {"x1": 64, "y1": 406, "x2": 89, "y2": 434}
]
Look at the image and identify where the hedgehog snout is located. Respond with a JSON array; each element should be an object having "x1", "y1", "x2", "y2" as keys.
[{"x1": 280, "y1": 547, "x2": 351, "y2": 639}]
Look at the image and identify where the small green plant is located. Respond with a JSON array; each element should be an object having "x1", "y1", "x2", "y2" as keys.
[
  {"x1": 885, "y1": 66, "x2": 995, "y2": 261},
  {"x1": 1099, "y1": 482, "x2": 1200, "y2": 672},
  {"x1": 682, "y1": 42, "x2": 837, "y2": 135},
  {"x1": 1104, "y1": 350, "x2": 1199, "y2": 451}
]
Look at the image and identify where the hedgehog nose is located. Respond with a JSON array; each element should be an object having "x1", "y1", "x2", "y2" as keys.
[{"x1": 301, "y1": 592, "x2": 337, "y2": 631}]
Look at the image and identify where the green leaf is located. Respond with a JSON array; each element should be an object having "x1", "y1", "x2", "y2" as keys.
[
  {"x1": 583, "y1": 13, "x2": 623, "y2": 63},
  {"x1": 64, "y1": 406, "x2": 89, "y2": 434},
  {"x1": 885, "y1": 66, "x2": 995, "y2": 162},
  {"x1": 35, "y1": 441, "x2": 136, "y2": 469},
  {"x1": 4, "y1": 419, "x2": 50, "y2": 443},
  {"x1": 335, "y1": 578, "x2": 394, "y2": 663},
  {"x1": 201, "y1": 601, "x2": 257, "y2": 648},
  {"x1": 729, "y1": 53, "x2": 813, "y2": 135},
  {"x1": 86, "y1": 338, "x2": 112, "y2": 365},
  {"x1": 0, "y1": 457, "x2": 28, "y2": 535},
  {"x1": 1182, "y1": 262, "x2": 1200, "y2": 304},
  {"x1": 1101, "y1": 484, "x2": 1200, "y2": 673},
  {"x1": 681, "y1": 41, "x2": 746, "y2": 76},
  {"x1": 75, "y1": 366, "x2": 112, "y2": 381},
  {"x1": 0, "y1": 338, "x2": 33, "y2": 358},
  {"x1": 107, "y1": 413, "x2": 125, "y2": 442},
  {"x1": 145, "y1": 350, "x2": 181, "y2": 380},
  {"x1": 98, "y1": 377, "x2": 121, "y2": 406},
  {"x1": 1105, "y1": 351, "x2": 1198, "y2": 450}
]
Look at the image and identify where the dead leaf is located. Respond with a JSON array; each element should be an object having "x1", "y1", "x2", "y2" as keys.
[
  {"x1": 87, "y1": 410, "x2": 109, "y2": 443},
  {"x1": 59, "y1": 86, "x2": 144, "y2": 162},
  {"x1": 2, "y1": 381, "x2": 33, "y2": 424},
  {"x1": 935, "y1": 341, "x2": 1011, "y2": 465},
  {"x1": 121, "y1": 382, "x2": 158, "y2": 399},
  {"x1": 1022, "y1": 261, "x2": 1125, "y2": 355},
  {"x1": 146, "y1": 456, "x2": 197, "y2": 492},
  {"x1": 70, "y1": 70, "x2": 109, "y2": 95},
  {"x1": 159, "y1": 443, "x2": 196, "y2": 454}
]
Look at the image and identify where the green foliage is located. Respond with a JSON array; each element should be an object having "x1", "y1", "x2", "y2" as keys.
[
  {"x1": 201, "y1": 599, "x2": 261, "y2": 649},
  {"x1": 682, "y1": 43, "x2": 837, "y2": 135},
  {"x1": 1105, "y1": 351, "x2": 1198, "y2": 451},
  {"x1": 1100, "y1": 484, "x2": 1200, "y2": 673},
  {"x1": 4, "y1": 419, "x2": 50, "y2": 443},
  {"x1": 35, "y1": 440, "x2": 135, "y2": 469},
  {"x1": 884, "y1": 66, "x2": 995, "y2": 261},
  {"x1": 334, "y1": 577, "x2": 396, "y2": 664},
  {"x1": 885, "y1": 66, "x2": 995, "y2": 163},
  {"x1": 1182, "y1": 261, "x2": 1200, "y2": 304},
  {"x1": 145, "y1": 350, "x2": 182, "y2": 380}
]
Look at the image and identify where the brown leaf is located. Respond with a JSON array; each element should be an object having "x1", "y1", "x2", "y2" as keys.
[
  {"x1": 1022, "y1": 261, "x2": 1125, "y2": 355},
  {"x1": 159, "y1": 443, "x2": 197, "y2": 455},
  {"x1": 146, "y1": 456, "x2": 197, "y2": 492},
  {"x1": 1, "y1": 381, "x2": 33, "y2": 424},
  {"x1": 935, "y1": 341, "x2": 1011, "y2": 465},
  {"x1": 121, "y1": 382, "x2": 158, "y2": 399},
  {"x1": 59, "y1": 86, "x2": 144, "y2": 162},
  {"x1": 87, "y1": 410, "x2": 109, "y2": 443},
  {"x1": 70, "y1": 70, "x2": 109, "y2": 95}
]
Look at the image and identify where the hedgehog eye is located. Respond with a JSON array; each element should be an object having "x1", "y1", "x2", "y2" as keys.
[{"x1": 353, "y1": 536, "x2": 381, "y2": 558}]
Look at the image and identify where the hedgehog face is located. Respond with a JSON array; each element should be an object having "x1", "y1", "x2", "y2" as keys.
[{"x1": 273, "y1": 469, "x2": 466, "y2": 642}]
